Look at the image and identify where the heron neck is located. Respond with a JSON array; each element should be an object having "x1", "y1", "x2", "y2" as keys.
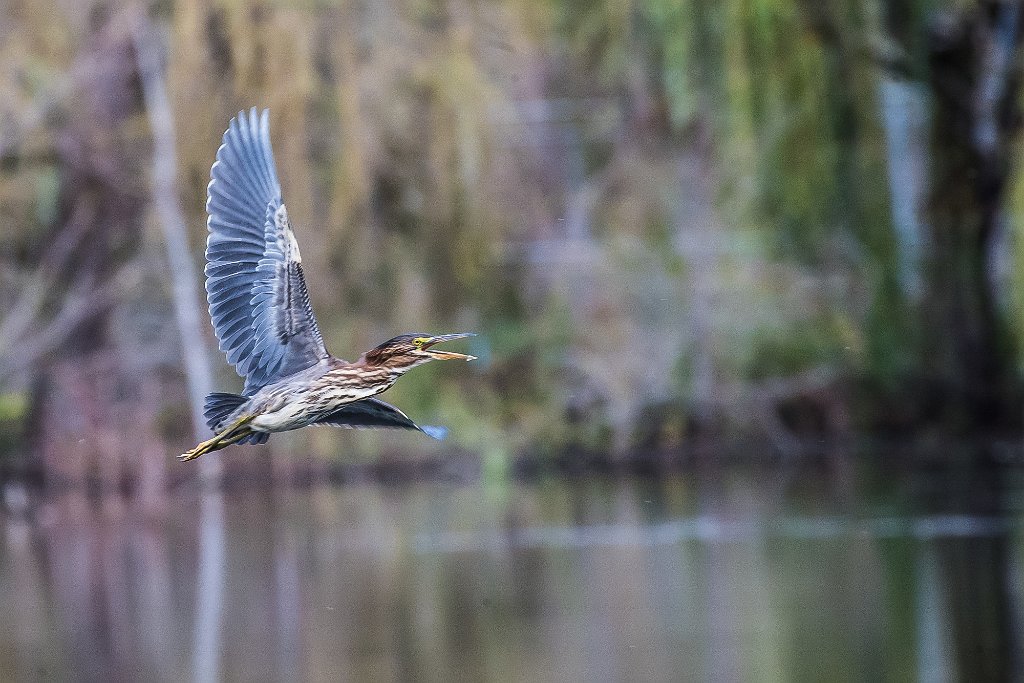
[{"x1": 351, "y1": 355, "x2": 411, "y2": 381}]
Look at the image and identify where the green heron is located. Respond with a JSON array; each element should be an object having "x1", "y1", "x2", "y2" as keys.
[{"x1": 181, "y1": 109, "x2": 475, "y2": 461}]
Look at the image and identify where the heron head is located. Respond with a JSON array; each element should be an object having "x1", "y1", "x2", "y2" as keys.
[{"x1": 362, "y1": 333, "x2": 476, "y2": 371}]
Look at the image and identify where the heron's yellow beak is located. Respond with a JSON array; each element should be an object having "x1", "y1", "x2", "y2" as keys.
[{"x1": 422, "y1": 333, "x2": 477, "y2": 361}]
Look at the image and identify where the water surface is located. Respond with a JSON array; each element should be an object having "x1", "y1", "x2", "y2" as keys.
[{"x1": 0, "y1": 457, "x2": 1019, "y2": 681}]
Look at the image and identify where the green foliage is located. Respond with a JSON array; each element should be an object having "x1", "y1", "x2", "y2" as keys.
[
  {"x1": 645, "y1": 0, "x2": 697, "y2": 128},
  {"x1": 8, "y1": 0, "x2": 1023, "y2": 464},
  {"x1": 0, "y1": 392, "x2": 28, "y2": 457},
  {"x1": 742, "y1": 314, "x2": 855, "y2": 381}
]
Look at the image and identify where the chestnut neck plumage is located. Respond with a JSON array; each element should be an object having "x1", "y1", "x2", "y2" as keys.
[{"x1": 339, "y1": 352, "x2": 425, "y2": 383}]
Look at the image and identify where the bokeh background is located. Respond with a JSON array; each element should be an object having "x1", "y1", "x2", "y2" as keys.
[{"x1": 1, "y1": 0, "x2": 1024, "y2": 681}]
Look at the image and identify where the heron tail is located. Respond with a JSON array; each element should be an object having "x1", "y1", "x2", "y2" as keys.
[
  {"x1": 203, "y1": 392, "x2": 249, "y2": 431},
  {"x1": 201, "y1": 393, "x2": 269, "y2": 445}
]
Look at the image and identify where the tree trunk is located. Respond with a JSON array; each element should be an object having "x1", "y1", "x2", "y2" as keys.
[{"x1": 922, "y1": 3, "x2": 1023, "y2": 430}]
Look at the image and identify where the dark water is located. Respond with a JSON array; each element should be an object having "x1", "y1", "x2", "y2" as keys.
[{"x1": 0, "y1": 456, "x2": 1020, "y2": 682}]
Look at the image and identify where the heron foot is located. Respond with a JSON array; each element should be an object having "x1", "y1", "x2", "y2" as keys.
[
  {"x1": 178, "y1": 414, "x2": 255, "y2": 462},
  {"x1": 178, "y1": 435, "x2": 218, "y2": 462}
]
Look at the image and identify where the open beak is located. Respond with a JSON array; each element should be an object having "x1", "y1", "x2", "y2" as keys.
[{"x1": 423, "y1": 333, "x2": 477, "y2": 361}]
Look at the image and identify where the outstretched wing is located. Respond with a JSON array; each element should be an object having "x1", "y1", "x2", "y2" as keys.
[
  {"x1": 314, "y1": 398, "x2": 448, "y2": 440},
  {"x1": 205, "y1": 108, "x2": 329, "y2": 394}
]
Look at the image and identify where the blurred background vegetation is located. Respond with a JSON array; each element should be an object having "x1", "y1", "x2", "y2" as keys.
[{"x1": 2, "y1": 0, "x2": 1024, "y2": 485}]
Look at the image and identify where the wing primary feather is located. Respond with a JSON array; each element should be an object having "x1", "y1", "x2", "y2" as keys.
[
  {"x1": 312, "y1": 398, "x2": 445, "y2": 438},
  {"x1": 205, "y1": 109, "x2": 328, "y2": 393},
  {"x1": 226, "y1": 112, "x2": 269, "y2": 199}
]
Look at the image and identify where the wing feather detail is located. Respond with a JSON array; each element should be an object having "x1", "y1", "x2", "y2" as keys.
[
  {"x1": 313, "y1": 398, "x2": 447, "y2": 439},
  {"x1": 205, "y1": 108, "x2": 329, "y2": 394}
]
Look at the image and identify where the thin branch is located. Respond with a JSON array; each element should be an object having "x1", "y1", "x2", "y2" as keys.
[
  {"x1": 133, "y1": 15, "x2": 219, "y2": 481},
  {"x1": 0, "y1": 266, "x2": 139, "y2": 385},
  {"x1": 0, "y1": 197, "x2": 98, "y2": 353}
]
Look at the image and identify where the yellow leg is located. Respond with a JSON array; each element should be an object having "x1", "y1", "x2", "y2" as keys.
[
  {"x1": 178, "y1": 431, "x2": 248, "y2": 462},
  {"x1": 179, "y1": 414, "x2": 256, "y2": 462}
]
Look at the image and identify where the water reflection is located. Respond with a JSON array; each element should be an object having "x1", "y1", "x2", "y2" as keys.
[{"x1": 0, "y1": 457, "x2": 1020, "y2": 681}]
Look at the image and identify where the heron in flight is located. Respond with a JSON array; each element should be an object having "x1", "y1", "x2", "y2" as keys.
[{"x1": 181, "y1": 109, "x2": 475, "y2": 461}]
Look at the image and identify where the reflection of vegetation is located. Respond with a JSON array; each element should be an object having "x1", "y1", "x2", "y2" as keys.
[
  {"x1": 5, "y1": 468, "x2": 1015, "y2": 680},
  {"x1": 1, "y1": 1, "x2": 1023, "y2": 473}
]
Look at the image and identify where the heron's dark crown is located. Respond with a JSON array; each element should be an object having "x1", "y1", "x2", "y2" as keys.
[
  {"x1": 361, "y1": 334, "x2": 432, "y2": 368},
  {"x1": 378, "y1": 334, "x2": 430, "y2": 348}
]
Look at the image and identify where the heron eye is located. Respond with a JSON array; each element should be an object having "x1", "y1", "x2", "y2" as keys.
[{"x1": 413, "y1": 337, "x2": 429, "y2": 349}]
